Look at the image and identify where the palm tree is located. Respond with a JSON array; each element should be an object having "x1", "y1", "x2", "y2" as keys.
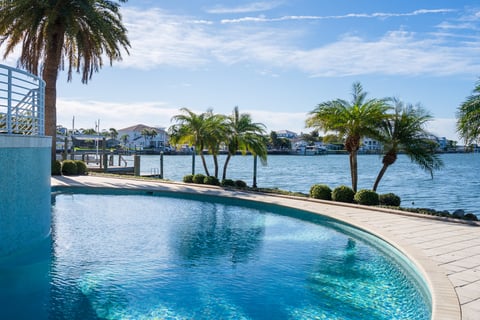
[
  {"x1": 222, "y1": 107, "x2": 268, "y2": 181},
  {"x1": 120, "y1": 133, "x2": 129, "y2": 149},
  {"x1": 0, "y1": 0, "x2": 130, "y2": 160},
  {"x1": 169, "y1": 108, "x2": 213, "y2": 176},
  {"x1": 82, "y1": 128, "x2": 97, "y2": 135},
  {"x1": 141, "y1": 128, "x2": 157, "y2": 147},
  {"x1": 306, "y1": 82, "x2": 391, "y2": 191},
  {"x1": 109, "y1": 128, "x2": 119, "y2": 140},
  {"x1": 372, "y1": 99, "x2": 443, "y2": 192},
  {"x1": 457, "y1": 80, "x2": 480, "y2": 147},
  {"x1": 141, "y1": 128, "x2": 150, "y2": 146},
  {"x1": 202, "y1": 112, "x2": 228, "y2": 179}
]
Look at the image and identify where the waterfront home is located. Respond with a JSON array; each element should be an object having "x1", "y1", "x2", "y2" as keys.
[
  {"x1": 117, "y1": 124, "x2": 168, "y2": 151},
  {"x1": 275, "y1": 129, "x2": 298, "y2": 139},
  {"x1": 360, "y1": 137, "x2": 382, "y2": 153}
]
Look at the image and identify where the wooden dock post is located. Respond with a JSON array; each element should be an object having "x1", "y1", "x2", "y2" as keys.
[
  {"x1": 160, "y1": 152, "x2": 164, "y2": 179},
  {"x1": 102, "y1": 137, "x2": 107, "y2": 173},
  {"x1": 134, "y1": 155, "x2": 141, "y2": 176}
]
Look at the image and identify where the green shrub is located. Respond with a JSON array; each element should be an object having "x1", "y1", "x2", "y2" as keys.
[
  {"x1": 51, "y1": 160, "x2": 62, "y2": 176},
  {"x1": 332, "y1": 185, "x2": 355, "y2": 203},
  {"x1": 61, "y1": 160, "x2": 77, "y2": 176},
  {"x1": 309, "y1": 184, "x2": 332, "y2": 200},
  {"x1": 74, "y1": 160, "x2": 88, "y2": 175},
  {"x1": 235, "y1": 180, "x2": 247, "y2": 188},
  {"x1": 183, "y1": 174, "x2": 194, "y2": 183},
  {"x1": 354, "y1": 189, "x2": 379, "y2": 206},
  {"x1": 221, "y1": 179, "x2": 235, "y2": 187},
  {"x1": 192, "y1": 174, "x2": 206, "y2": 184},
  {"x1": 204, "y1": 176, "x2": 220, "y2": 186},
  {"x1": 379, "y1": 193, "x2": 401, "y2": 207},
  {"x1": 464, "y1": 213, "x2": 479, "y2": 221}
]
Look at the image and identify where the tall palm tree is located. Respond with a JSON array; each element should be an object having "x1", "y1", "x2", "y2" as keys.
[
  {"x1": 202, "y1": 112, "x2": 228, "y2": 179},
  {"x1": 169, "y1": 108, "x2": 213, "y2": 176},
  {"x1": 0, "y1": 0, "x2": 130, "y2": 160},
  {"x1": 222, "y1": 106, "x2": 267, "y2": 181},
  {"x1": 372, "y1": 99, "x2": 443, "y2": 191},
  {"x1": 306, "y1": 82, "x2": 390, "y2": 191},
  {"x1": 457, "y1": 80, "x2": 480, "y2": 147}
]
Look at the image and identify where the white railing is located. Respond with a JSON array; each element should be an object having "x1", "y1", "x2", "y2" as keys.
[{"x1": 0, "y1": 64, "x2": 45, "y2": 135}]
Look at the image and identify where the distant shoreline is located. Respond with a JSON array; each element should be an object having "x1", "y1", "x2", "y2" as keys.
[{"x1": 57, "y1": 148, "x2": 478, "y2": 157}]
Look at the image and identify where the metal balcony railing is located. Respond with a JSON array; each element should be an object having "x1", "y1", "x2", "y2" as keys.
[{"x1": 0, "y1": 64, "x2": 45, "y2": 136}]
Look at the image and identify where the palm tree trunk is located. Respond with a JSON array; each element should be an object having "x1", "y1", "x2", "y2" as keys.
[
  {"x1": 43, "y1": 69, "x2": 57, "y2": 161},
  {"x1": 350, "y1": 150, "x2": 358, "y2": 192},
  {"x1": 213, "y1": 154, "x2": 219, "y2": 178},
  {"x1": 222, "y1": 154, "x2": 232, "y2": 181},
  {"x1": 43, "y1": 27, "x2": 64, "y2": 161},
  {"x1": 200, "y1": 153, "x2": 210, "y2": 176},
  {"x1": 373, "y1": 163, "x2": 390, "y2": 192}
]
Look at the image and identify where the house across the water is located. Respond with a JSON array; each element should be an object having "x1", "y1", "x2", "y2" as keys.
[{"x1": 117, "y1": 124, "x2": 168, "y2": 151}]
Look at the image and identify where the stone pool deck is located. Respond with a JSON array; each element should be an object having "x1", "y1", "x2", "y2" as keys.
[{"x1": 52, "y1": 175, "x2": 480, "y2": 320}]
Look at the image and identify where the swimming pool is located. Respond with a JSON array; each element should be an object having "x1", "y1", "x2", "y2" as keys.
[{"x1": 1, "y1": 188, "x2": 432, "y2": 319}]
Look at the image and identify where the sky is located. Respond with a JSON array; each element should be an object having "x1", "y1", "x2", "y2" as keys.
[{"x1": 2, "y1": 0, "x2": 480, "y2": 142}]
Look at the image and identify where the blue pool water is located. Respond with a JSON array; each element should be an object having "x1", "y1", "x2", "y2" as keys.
[{"x1": 1, "y1": 189, "x2": 431, "y2": 319}]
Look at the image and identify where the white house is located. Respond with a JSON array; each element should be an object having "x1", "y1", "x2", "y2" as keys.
[
  {"x1": 117, "y1": 124, "x2": 168, "y2": 150},
  {"x1": 361, "y1": 137, "x2": 382, "y2": 153},
  {"x1": 275, "y1": 130, "x2": 298, "y2": 139}
]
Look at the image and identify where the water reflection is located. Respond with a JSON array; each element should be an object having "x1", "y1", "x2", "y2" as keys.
[{"x1": 174, "y1": 202, "x2": 265, "y2": 264}]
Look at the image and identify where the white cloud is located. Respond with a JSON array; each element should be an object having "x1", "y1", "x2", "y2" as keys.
[
  {"x1": 291, "y1": 31, "x2": 480, "y2": 77},
  {"x1": 220, "y1": 8, "x2": 456, "y2": 24},
  {"x1": 0, "y1": 46, "x2": 22, "y2": 67},
  {"x1": 56, "y1": 98, "x2": 309, "y2": 134},
  {"x1": 56, "y1": 98, "x2": 460, "y2": 141},
  {"x1": 121, "y1": 8, "x2": 217, "y2": 69},
  {"x1": 57, "y1": 98, "x2": 179, "y2": 131},
  {"x1": 2, "y1": 6, "x2": 478, "y2": 81},
  {"x1": 243, "y1": 109, "x2": 308, "y2": 134},
  {"x1": 117, "y1": 7, "x2": 480, "y2": 78},
  {"x1": 437, "y1": 21, "x2": 478, "y2": 31},
  {"x1": 206, "y1": 1, "x2": 282, "y2": 14},
  {"x1": 426, "y1": 118, "x2": 460, "y2": 141}
]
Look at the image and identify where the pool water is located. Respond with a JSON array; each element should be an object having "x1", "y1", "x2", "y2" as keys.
[{"x1": 2, "y1": 190, "x2": 431, "y2": 319}]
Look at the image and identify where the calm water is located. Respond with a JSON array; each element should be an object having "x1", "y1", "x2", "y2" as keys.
[
  {"x1": 0, "y1": 191, "x2": 430, "y2": 319},
  {"x1": 130, "y1": 153, "x2": 479, "y2": 216}
]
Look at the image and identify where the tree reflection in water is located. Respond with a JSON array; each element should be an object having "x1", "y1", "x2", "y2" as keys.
[{"x1": 174, "y1": 202, "x2": 265, "y2": 265}]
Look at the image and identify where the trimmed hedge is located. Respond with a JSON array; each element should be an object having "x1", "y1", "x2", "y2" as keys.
[
  {"x1": 192, "y1": 174, "x2": 206, "y2": 184},
  {"x1": 52, "y1": 160, "x2": 62, "y2": 175},
  {"x1": 74, "y1": 160, "x2": 88, "y2": 175},
  {"x1": 309, "y1": 184, "x2": 332, "y2": 200},
  {"x1": 332, "y1": 185, "x2": 355, "y2": 203},
  {"x1": 379, "y1": 193, "x2": 401, "y2": 207},
  {"x1": 61, "y1": 160, "x2": 77, "y2": 175},
  {"x1": 354, "y1": 189, "x2": 379, "y2": 206},
  {"x1": 183, "y1": 174, "x2": 194, "y2": 183},
  {"x1": 204, "y1": 176, "x2": 220, "y2": 186},
  {"x1": 221, "y1": 179, "x2": 235, "y2": 187},
  {"x1": 235, "y1": 180, "x2": 247, "y2": 188}
]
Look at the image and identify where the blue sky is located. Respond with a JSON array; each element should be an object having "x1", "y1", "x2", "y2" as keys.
[{"x1": 2, "y1": 1, "x2": 480, "y2": 142}]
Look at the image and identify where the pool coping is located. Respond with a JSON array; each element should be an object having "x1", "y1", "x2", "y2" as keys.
[{"x1": 52, "y1": 175, "x2": 473, "y2": 320}]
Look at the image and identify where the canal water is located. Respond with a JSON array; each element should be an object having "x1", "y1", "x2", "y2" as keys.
[{"x1": 124, "y1": 153, "x2": 478, "y2": 216}]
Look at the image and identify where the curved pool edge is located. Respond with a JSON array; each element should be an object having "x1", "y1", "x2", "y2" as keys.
[{"x1": 51, "y1": 175, "x2": 463, "y2": 320}]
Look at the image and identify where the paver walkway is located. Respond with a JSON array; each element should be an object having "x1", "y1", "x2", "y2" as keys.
[{"x1": 52, "y1": 175, "x2": 480, "y2": 320}]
